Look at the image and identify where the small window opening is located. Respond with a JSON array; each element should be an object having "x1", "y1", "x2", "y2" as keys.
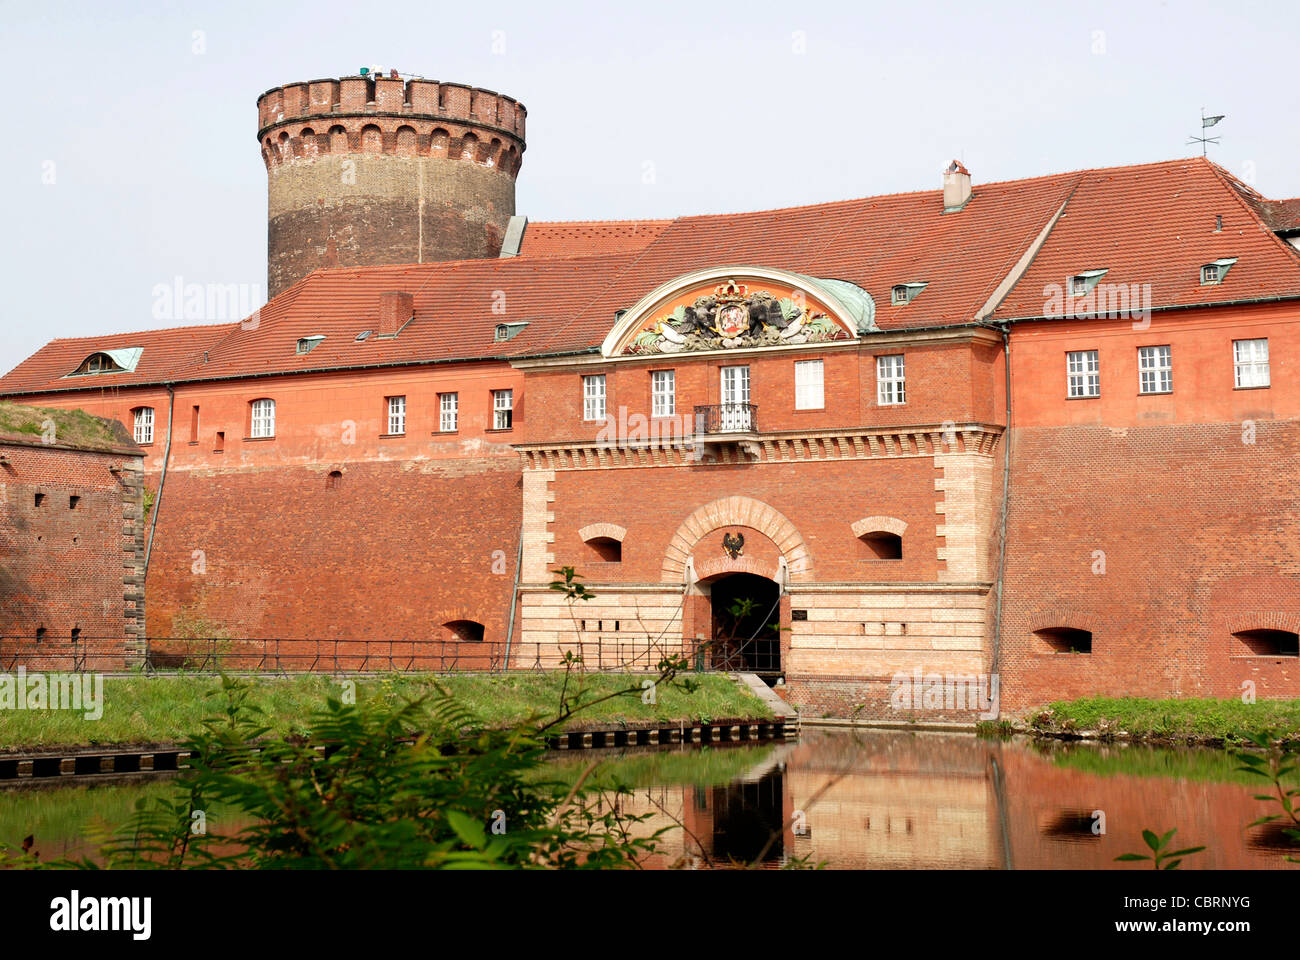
[
  {"x1": 1234, "y1": 629, "x2": 1299, "y2": 657},
  {"x1": 71, "y1": 627, "x2": 81, "y2": 642},
  {"x1": 1201, "y1": 258, "x2": 1236, "y2": 285},
  {"x1": 326, "y1": 470, "x2": 343, "y2": 489},
  {"x1": 35, "y1": 627, "x2": 47, "y2": 642},
  {"x1": 1034, "y1": 627, "x2": 1093, "y2": 654},
  {"x1": 859, "y1": 531, "x2": 902, "y2": 560},
  {"x1": 588, "y1": 537, "x2": 622, "y2": 562},
  {"x1": 69, "y1": 495, "x2": 80, "y2": 510},
  {"x1": 891, "y1": 283, "x2": 927, "y2": 305},
  {"x1": 215, "y1": 431, "x2": 225, "y2": 453},
  {"x1": 34, "y1": 493, "x2": 45, "y2": 507},
  {"x1": 444, "y1": 619, "x2": 485, "y2": 643}
]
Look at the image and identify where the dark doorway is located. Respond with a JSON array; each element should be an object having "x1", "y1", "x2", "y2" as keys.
[
  {"x1": 710, "y1": 769, "x2": 785, "y2": 864},
  {"x1": 709, "y1": 572, "x2": 781, "y2": 675}
]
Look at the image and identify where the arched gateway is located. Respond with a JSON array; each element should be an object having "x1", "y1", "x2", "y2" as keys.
[{"x1": 513, "y1": 264, "x2": 1001, "y2": 715}]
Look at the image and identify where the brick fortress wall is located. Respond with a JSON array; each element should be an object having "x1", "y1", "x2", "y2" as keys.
[
  {"x1": 0, "y1": 436, "x2": 146, "y2": 669},
  {"x1": 144, "y1": 457, "x2": 522, "y2": 659}
]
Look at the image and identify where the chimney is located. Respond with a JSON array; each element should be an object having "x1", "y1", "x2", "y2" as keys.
[
  {"x1": 377, "y1": 291, "x2": 414, "y2": 337},
  {"x1": 943, "y1": 160, "x2": 972, "y2": 212}
]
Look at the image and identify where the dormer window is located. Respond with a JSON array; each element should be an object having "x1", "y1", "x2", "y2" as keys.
[
  {"x1": 493, "y1": 321, "x2": 529, "y2": 343},
  {"x1": 1201, "y1": 258, "x2": 1237, "y2": 285},
  {"x1": 1068, "y1": 269, "x2": 1108, "y2": 297},
  {"x1": 70, "y1": 352, "x2": 126, "y2": 376},
  {"x1": 296, "y1": 335, "x2": 325, "y2": 355},
  {"x1": 66, "y1": 347, "x2": 142, "y2": 378},
  {"x1": 891, "y1": 282, "x2": 927, "y2": 305}
]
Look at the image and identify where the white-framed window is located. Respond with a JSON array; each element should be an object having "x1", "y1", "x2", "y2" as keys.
[
  {"x1": 439, "y1": 392, "x2": 459, "y2": 432},
  {"x1": 1066, "y1": 350, "x2": 1100, "y2": 398},
  {"x1": 719, "y1": 365, "x2": 751, "y2": 430},
  {"x1": 651, "y1": 370, "x2": 675, "y2": 417},
  {"x1": 1234, "y1": 338, "x2": 1270, "y2": 388},
  {"x1": 583, "y1": 374, "x2": 607, "y2": 421},
  {"x1": 876, "y1": 355, "x2": 906, "y2": 405},
  {"x1": 1138, "y1": 345, "x2": 1172, "y2": 394},
  {"x1": 387, "y1": 395, "x2": 406, "y2": 435},
  {"x1": 492, "y1": 389, "x2": 513, "y2": 430},
  {"x1": 794, "y1": 359, "x2": 824, "y2": 410},
  {"x1": 133, "y1": 407, "x2": 154, "y2": 444},
  {"x1": 250, "y1": 398, "x2": 276, "y2": 438}
]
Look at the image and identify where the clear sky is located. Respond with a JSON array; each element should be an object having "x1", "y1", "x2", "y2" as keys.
[{"x1": 3, "y1": 0, "x2": 1297, "y2": 376}]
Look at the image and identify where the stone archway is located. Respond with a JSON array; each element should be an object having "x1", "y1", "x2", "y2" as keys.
[
  {"x1": 706, "y1": 571, "x2": 783, "y2": 675},
  {"x1": 661, "y1": 497, "x2": 813, "y2": 583}
]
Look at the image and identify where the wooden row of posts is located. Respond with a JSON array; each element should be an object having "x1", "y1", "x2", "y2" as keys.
[{"x1": 0, "y1": 718, "x2": 797, "y2": 784}]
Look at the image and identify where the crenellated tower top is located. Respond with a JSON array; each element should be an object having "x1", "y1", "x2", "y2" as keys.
[{"x1": 257, "y1": 73, "x2": 528, "y2": 296}]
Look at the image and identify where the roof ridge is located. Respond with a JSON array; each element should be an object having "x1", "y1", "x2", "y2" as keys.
[
  {"x1": 48, "y1": 319, "x2": 236, "y2": 343},
  {"x1": 982, "y1": 177, "x2": 1084, "y2": 320},
  {"x1": 525, "y1": 157, "x2": 1204, "y2": 228},
  {"x1": 971, "y1": 155, "x2": 1209, "y2": 191},
  {"x1": 527, "y1": 217, "x2": 674, "y2": 227},
  {"x1": 296, "y1": 250, "x2": 639, "y2": 280},
  {"x1": 1201, "y1": 158, "x2": 1300, "y2": 265}
]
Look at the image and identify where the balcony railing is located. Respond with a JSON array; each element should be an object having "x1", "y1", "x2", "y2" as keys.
[{"x1": 694, "y1": 403, "x2": 758, "y2": 435}]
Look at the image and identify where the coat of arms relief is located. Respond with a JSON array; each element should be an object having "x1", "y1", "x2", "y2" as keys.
[{"x1": 622, "y1": 279, "x2": 848, "y2": 355}]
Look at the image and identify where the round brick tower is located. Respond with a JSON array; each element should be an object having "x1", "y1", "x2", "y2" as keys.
[{"x1": 257, "y1": 74, "x2": 526, "y2": 297}]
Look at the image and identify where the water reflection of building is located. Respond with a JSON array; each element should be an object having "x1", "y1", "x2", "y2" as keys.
[{"x1": 616, "y1": 731, "x2": 1300, "y2": 870}]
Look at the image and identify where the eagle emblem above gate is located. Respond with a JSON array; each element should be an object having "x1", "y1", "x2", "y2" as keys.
[
  {"x1": 722, "y1": 531, "x2": 745, "y2": 559},
  {"x1": 600, "y1": 266, "x2": 877, "y2": 358}
]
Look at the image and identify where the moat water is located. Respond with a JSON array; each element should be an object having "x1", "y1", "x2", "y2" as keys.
[{"x1": 3, "y1": 728, "x2": 1296, "y2": 869}]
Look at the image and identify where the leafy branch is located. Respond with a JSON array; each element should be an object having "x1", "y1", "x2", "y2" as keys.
[{"x1": 1114, "y1": 828, "x2": 1205, "y2": 870}]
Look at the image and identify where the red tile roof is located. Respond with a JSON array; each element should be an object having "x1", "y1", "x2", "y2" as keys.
[
  {"x1": 994, "y1": 158, "x2": 1300, "y2": 318},
  {"x1": 518, "y1": 219, "x2": 673, "y2": 257},
  {"x1": 5, "y1": 156, "x2": 1299, "y2": 395},
  {"x1": 0, "y1": 322, "x2": 231, "y2": 394}
]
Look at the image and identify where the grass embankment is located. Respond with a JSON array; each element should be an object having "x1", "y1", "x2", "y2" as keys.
[
  {"x1": 997, "y1": 696, "x2": 1300, "y2": 744},
  {"x1": 0, "y1": 401, "x2": 131, "y2": 450},
  {"x1": 0, "y1": 672, "x2": 772, "y2": 751}
]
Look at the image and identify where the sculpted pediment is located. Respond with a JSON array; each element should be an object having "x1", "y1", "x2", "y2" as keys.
[{"x1": 601, "y1": 266, "x2": 876, "y2": 358}]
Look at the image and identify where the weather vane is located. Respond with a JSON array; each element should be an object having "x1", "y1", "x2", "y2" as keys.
[{"x1": 1187, "y1": 108, "x2": 1225, "y2": 156}]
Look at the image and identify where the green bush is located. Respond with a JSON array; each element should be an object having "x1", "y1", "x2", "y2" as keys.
[{"x1": 4, "y1": 664, "x2": 704, "y2": 869}]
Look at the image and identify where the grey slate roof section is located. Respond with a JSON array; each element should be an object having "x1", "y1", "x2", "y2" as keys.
[{"x1": 499, "y1": 215, "x2": 528, "y2": 257}]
